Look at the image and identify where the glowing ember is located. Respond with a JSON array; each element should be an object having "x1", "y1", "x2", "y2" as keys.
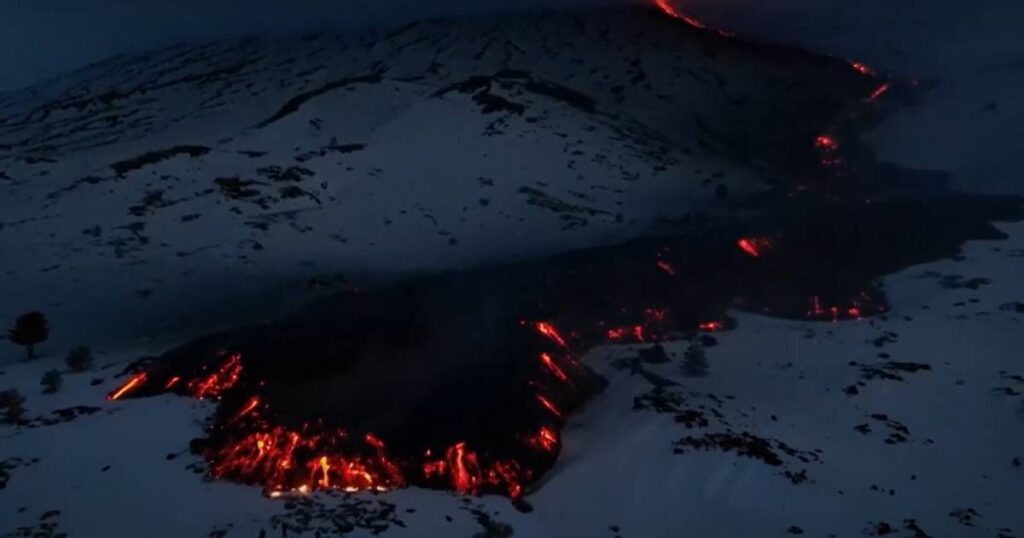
[
  {"x1": 737, "y1": 237, "x2": 774, "y2": 258},
  {"x1": 606, "y1": 327, "x2": 630, "y2": 340},
  {"x1": 236, "y1": 396, "x2": 261, "y2": 418},
  {"x1": 606, "y1": 323, "x2": 648, "y2": 343},
  {"x1": 533, "y1": 427, "x2": 558, "y2": 452},
  {"x1": 814, "y1": 135, "x2": 839, "y2": 151},
  {"x1": 187, "y1": 353, "x2": 243, "y2": 399},
  {"x1": 107, "y1": 372, "x2": 147, "y2": 401},
  {"x1": 539, "y1": 352, "x2": 570, "y2": 383},
  {"x1": 656, "y1": 260, "x2": 677, "y2": 276},
  {"x1": 446, "y1": 442, "x2": 478, "y2": 492},
  {"x1": 849, "y1": 61, "x2": 875, "y2": 76},
  {"x1": 654, "y1": 0, "x2": 707, "y2": 29},
  {"x1": 806, "y1": 292, "x2": 882, "y2": 321},
  {"x1": 698, "y1": 321, "x2": 723, "y2": 332},
  {"x1": 535, "y1": 394, "x2": 563, "y2": 420},
  {"x1": 813, "y1": 135, "x2": 844, "y2": 167},
  {"x1": 419, "y1": 442, "x2": 529, "y2": 497},
  {"x1": 867, "y1": 82, "x2": 892, "y2": 101},
  {"x1": 645, "y1": 308, "x2": 666, "y2": 322},
  {"x1": 534, "y1": 321, "x2": 569, "y2": 349}
]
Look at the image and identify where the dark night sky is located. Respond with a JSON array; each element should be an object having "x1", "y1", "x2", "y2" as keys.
[{"x1": 0, "y1": 0, "x2": 626, "y2": 92}]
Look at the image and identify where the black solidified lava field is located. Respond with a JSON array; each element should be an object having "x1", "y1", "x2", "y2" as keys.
[{"x1": 108, "y1": 16, "x2": 1023, "y2": 500}]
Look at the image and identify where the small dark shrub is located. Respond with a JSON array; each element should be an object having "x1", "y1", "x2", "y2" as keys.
[
  {"x1": 0, "y1": 389, "x2": 26, "y2": 423},
  {"x1": 41, "y1": 370, "x2": 62, "y2": 394},
  {"x1": 65, "y1": 346, "x2": 93, "y2": 372}
]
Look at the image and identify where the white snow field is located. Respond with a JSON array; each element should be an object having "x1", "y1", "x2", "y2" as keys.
[
  {"x1": 0, "y1": 6, "x2": 871, "y2": 350},
  {"x1": 681, "y1": 0, "x2": 1024, "y2": 197},
  {"x1": 2, "y1": 2, "x2": 1023, "y2": 537},
  {"x1": 1, "y1": 222, "x2": 1021, "y2": 537}
]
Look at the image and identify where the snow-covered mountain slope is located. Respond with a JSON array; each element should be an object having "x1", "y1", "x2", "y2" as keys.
[
  {"x1": 2, "y1": 222, "x2": 1021, "y2": 538},
  {"x1": 676, "y1": 0, "x2": 1024, "y2": 197},
  {"x1": 1, "y1": 4, "x2": 1022, "y2": 538},
  {"x1": 0, "y1": 6, "x2": 877, "y2": 350}
]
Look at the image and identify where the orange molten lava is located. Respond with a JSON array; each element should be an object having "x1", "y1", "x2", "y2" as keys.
[
  {"x1": 536, "y1": 394, "x2": 563, "y2": 419},
  {"x1": 188, "y1": 353, "x2": 243, "y2": 399},
  {"x1": 534, "y1": 321, "x2": 569, "y2": 349},
  {"x1": 813, "y1": 135, "x2": 843, "y2": 167},
  {"x1": 654, "y1": 0, "x2": 707, "y2": 28},
  {"x1": 806, "y1": 293, "x2": 877, "y2": 321},
  {"x1": 418, "y1": 442, "x2": 529, "y2": 497},
  {"x1": 849, "y1": 61, "x2": 875, "y2": 76},
  {"x1": 606, "y1": 327, "x2": 631, "y2": 340},
  {"x1": 737, "y1": 236, "x2": 774, "y2": 258},
  {"x1": 209, "y1": 425, "x2": 406, "y2": 495},
  {"x1": 446, "y1": 442, "x2": 479, "y2": 492},
  {"x1": 539, "y1": 352, "x2": 570, "y2": 383},
  {"x1": 737, "y1": 238, "x2": 760, "y2": 257},
  {"x1": 107, "y1": 372, "x2": 147, "y2": 401},
  {"x1": 656, "y1": 260, "x2": 677, "y2": 276},
  {"x1": 113, "y1": 341, "x2": 572, "y2": 499},
  {"x1": 814, "y1": 135, "x2": 839, "y2": 151},
  {"x1": 236, "y1": 396, "x2": 261, "y2": 418},
  {"x1": 698, "y1": 321, "x2": 724, "y2": 332},
  {"x1": 867, "y1": 82, "x2": 892, "y2": 101},
  {"x1": 536, "y1": 427, "x2": 558, "y2": 452}
]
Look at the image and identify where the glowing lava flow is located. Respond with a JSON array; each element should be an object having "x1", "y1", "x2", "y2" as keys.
[
  {"x1": 534, "y1": 321, "x2": 569, "y2": 349},
  {"x1": 654, "y1": 0, "x2": 707, "y2": 28},
  {"x1": 535, "y1": 394, "x2": 564, "y2": 419},
  {"x1": 109, "y1": 354, "x2": 243, "y2": 402},
  {"x1": 698, "y1": 321, "x2": 724, "y2": 332},
  {"x1": 107, "y1": 372, "x2": 147, "y2": 401},
  {"x1": 208, "y1": 426, "x2": 403, "y2": 495},
  {"x1": 532, "y1": 427, "x2": 559, "y2": 452},
  {"x1": 814, "y1": 135, "x2": 839, "y2": 151},
  {"x1": 539, "y1": 352, "x2": 570, "y2": 383},
  {"x1": 867, "y1": 81, "x2": 892, "y2": 102},
  {"x1": 737, "y1": 236, "x2": 774, "y2": 258},
  {"x1": 188, "y1": 353, "x2": 243, "y2": 399},
  {"x1": 236, "y1": 396, "x2": 261, "y2": 418},
  {"x1": 446, "y1": 442, "x2": 478, "y2": 492},
  {"x1": 806, "y1": 292, "x2": 885, "y2": 321},
  {"x1": 107, "y1": 317, "x2": 589, "y2": 501},
  {"x1": 813, "y1": 134, "x2": 845, "y2": 167},
  {"x1": 849, "y1": 61, "x2": 875, "y2": 76},
  {"x1": 203, "y1": 410, "x2": 543, "y2": 498}
]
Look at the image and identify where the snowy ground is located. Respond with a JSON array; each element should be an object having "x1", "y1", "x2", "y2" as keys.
[
  {"x1": 0, "y1": 7, "x2": 864, "y2": 350},
  {"x1": 2, "y1": 1, "x2": 1023, "y2": 537},
  {"x1": 681, "y1": 0, "x2": 1024, "y2": 196},
  {"x1": 2, "y1": 223, "x2": 1022, "y2": 537}
]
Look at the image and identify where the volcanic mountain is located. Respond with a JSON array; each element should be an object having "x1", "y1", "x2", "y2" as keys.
[
  {"x1": 0, "y1": 5, "x2": 880, "y2": 346},
  {"x1": 15, "y1": 1, "x2": 1016, "y2": 503}
]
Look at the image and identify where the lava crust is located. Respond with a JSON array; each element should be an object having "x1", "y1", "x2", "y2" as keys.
[{"x1": 103, "y1": 5, "x2": 1023, "y2": 501}]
